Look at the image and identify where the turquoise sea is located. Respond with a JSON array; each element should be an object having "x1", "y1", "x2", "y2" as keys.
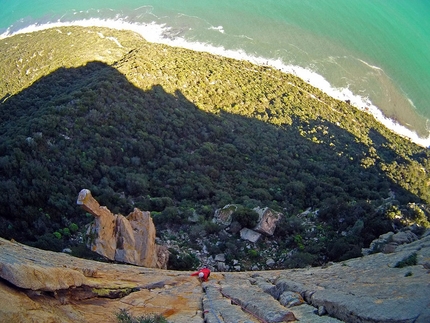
[{"x1": 1, "y1": 0, "x2": 429, "y2": 146}]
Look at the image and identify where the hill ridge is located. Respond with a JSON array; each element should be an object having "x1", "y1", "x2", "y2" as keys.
[{"x1": 0, "y1": 25, "x2": 429, "y2": 269}]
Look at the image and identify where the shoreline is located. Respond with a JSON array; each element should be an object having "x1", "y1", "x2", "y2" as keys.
[{"x1": 1, "y1": 18, "x2": 429, "y2": 148}]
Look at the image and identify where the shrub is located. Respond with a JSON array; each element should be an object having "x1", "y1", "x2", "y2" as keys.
[
  {"x1": 62, "y1": 227, "x2": 71, "y2": 237},
  {"x1": 116, "y1": 309, "x2": 168, "y2": 323},
  {"x1": 189, "y1": 224, "x2": 206, "y2": 242},
  {"x1": 293, "y1": 234, "x2": 305, "y2": 250},
  {"x1": 69, "y1": 223, "x2": 79, "y2": 233},
  {"x1": 232, "y1": 208, "x2": 259, "y2": 228},
  {"x1": 203, "y1": 221, "x2": 221, "y2": 234},
  {"x1": 29, "y1": 233, "x2": 64, "y2": 252},
  {"x1": 167, "y1": 249, "x2": 199, "y2": 270},
  {"x1": 395, "y1": 252, "x2": 418, "y2": 268},
  {"x1": 247, "y1": 249, "x2": 259, "y2": 259},
  {"x1": 199, "y1": 205, "x2": 214, "y2": 218},
  {"x1": 275, "y1": 215, "x2": 306, "y2": 238},
  {"x1": 284, "y1": 251, "x2": 317, "y2": 268},
  {"x1": 153, "y1": 207, "x2": 183, "y2": 227},
  {"x1": 70, "y1": 243, "x2": 108, "y2": 261}
]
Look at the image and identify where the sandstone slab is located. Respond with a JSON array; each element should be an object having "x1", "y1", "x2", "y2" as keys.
[
  {"x1": 0, "y1": 237, "x2": 203, "y2": 323},
  {"x1": 1, "y1": 230, "x2": 429, "y2": 323}
]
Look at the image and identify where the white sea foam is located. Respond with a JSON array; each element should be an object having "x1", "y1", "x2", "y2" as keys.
[
  {"x1": 407, "y1": 98, "x2": 417, "y2": 109},
  {"x1": 209, "y1": 25, "x2": 224, "y2": 33},
  {"x1": 1, "y1": 17, "x2": 429, "y2": 148},
  {"x1": 356, "y1": 58, "x2": 383, "y2": 71}
]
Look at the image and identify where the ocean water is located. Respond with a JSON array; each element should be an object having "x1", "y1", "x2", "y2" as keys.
[{"x1": 1, "y1": 0, "x2": 429, "y2": 146}]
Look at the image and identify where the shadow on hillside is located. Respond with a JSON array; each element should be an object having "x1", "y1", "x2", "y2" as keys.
[{"x1": 0, "y1": 60, "x2": 424, "y2": 255}]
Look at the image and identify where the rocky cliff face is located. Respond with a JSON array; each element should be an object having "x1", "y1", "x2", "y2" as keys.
[
  {"x1": 0, "y1": 230, "x2": 429, "y2": 323},
  {"x1": 77, "y1": 189, "x2": 168, "y2": 269}
]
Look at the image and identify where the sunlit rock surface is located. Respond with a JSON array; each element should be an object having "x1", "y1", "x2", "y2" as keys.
[
  {"x1": 0, "y1": 230, "x2": 429, "y2": 322},
  {"x1": 77, "y1": 189, "x2": 168, "y2": 268}
]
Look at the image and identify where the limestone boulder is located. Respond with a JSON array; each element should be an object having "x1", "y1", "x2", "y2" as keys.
[
  {"x1": 362, "y1": 232, "x2": 395, "y2": 255},
  {"x1": 240, "y1": 228, "x2": 261, "y2": 243},
  {"x1": 392, "y1": 230, "x2": 418, "y2": 244},
  {"x1": 362, "y1": 228, "x2": 420, "y2": 255},
  {"x1": 77, "y1": 189, "x2": 168, "y2": 268},
  {"x1": 253, "y1": 207, "x2": 282, "y2": 236},
  {"x1": 213, "y1": 204, "x2": 238, "y2": 226}
]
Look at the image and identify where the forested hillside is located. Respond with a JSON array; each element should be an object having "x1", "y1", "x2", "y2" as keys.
[{"x1": 0, "y1": 26, "x2": 429, "y2": 268}]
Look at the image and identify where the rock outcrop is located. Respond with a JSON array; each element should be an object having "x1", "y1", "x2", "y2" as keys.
[
  {"x1": 240, "y1": 227, "x2": 262, "y2": 243},
  {"x1": 0, "y1": 237, "x2": 201, "y2": 323},
  {"x1": 362, "y1": 227, "x2": 420, "y2": 255},
  {"x1": 213, "y1": 204, "x2": 238, "y2": 226},
  {"x1": 214, "y1": 204, "x2": 282, "y2": 239},
  {"x1": 1, "y1": 230, "x2": 429, "y2": 322},
  {"x1": 77, "y1": 189, "x2": 168, "y2": 268},
  {"x1": 253, "y1": 206, "x2": 282, "y2": 236}
]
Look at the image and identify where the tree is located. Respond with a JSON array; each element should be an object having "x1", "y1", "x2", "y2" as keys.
[{"x1": 232, "y1": 208, "x2": 259, "y2": 228}]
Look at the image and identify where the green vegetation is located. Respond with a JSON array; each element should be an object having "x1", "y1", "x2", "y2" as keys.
[
  {"x1": 395, "y1": 252, "x2": 418, "y2": 268},
  {"x1": 232, "y1": 208, "x2": 260, "y2": 228},
  {"x1": 92, "y1": 287, "x2": 138, "y2": 299},
  {"x1": 0, "y1": 26, "x2": 429, "y2": 267},
  {"x1": 168, "y1": 249, "x2": 200, "y2": 271},
  {"x1": 116, "y1": 309, "x2": 168, "y2": 323}
]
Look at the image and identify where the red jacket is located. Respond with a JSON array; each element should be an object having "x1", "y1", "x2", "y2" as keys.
[{"x1": 191, "y1": 268, "x2": 211, "y2": 281}]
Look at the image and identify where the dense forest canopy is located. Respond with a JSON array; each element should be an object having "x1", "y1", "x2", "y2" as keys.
[{"x1": 0, "y1": 26, "x2": 429, "y2": 267}]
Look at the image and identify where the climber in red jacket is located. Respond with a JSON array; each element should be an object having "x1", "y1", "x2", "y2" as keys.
[{"x1": 191, "y1": 267, "x2": 211, "y2": 282}]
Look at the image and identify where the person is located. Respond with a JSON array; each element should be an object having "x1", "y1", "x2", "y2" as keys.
[{"x1": 191, "y1": 267, "x2": 211, "y2": 282}]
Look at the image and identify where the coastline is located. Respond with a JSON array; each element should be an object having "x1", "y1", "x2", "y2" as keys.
[{"x1": 1, "y1": 18, "x2": 429, "y2": 148}]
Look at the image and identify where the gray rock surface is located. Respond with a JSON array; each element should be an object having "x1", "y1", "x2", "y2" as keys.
[
  {"x1": 220, "y1": 276, "x2": 296, "y2": 322},
  {"x1": 215, "y1": 254, "x2": 226, "y2": 262},
  {"x1": 239, "y1": 228, "x2": 261, "y2": 243},
  {"x1": 279, "y1": 291, "x2": 304, "y2": 307},
  {"x1": 362, "y1": 227, "x2": 420, "y2": 255},
  {"x1": 392, "y1": 230, "x2": 418, "y2": 244},
  {"x1": 270, "y1": 231, "x2": 430, "y2": 323},
  {"x1": 214, "y1": 204, "x2": 238, "y2": 226},
  {"x1": 203, "y1": 284, "x2": 258, "y2": 323}
]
